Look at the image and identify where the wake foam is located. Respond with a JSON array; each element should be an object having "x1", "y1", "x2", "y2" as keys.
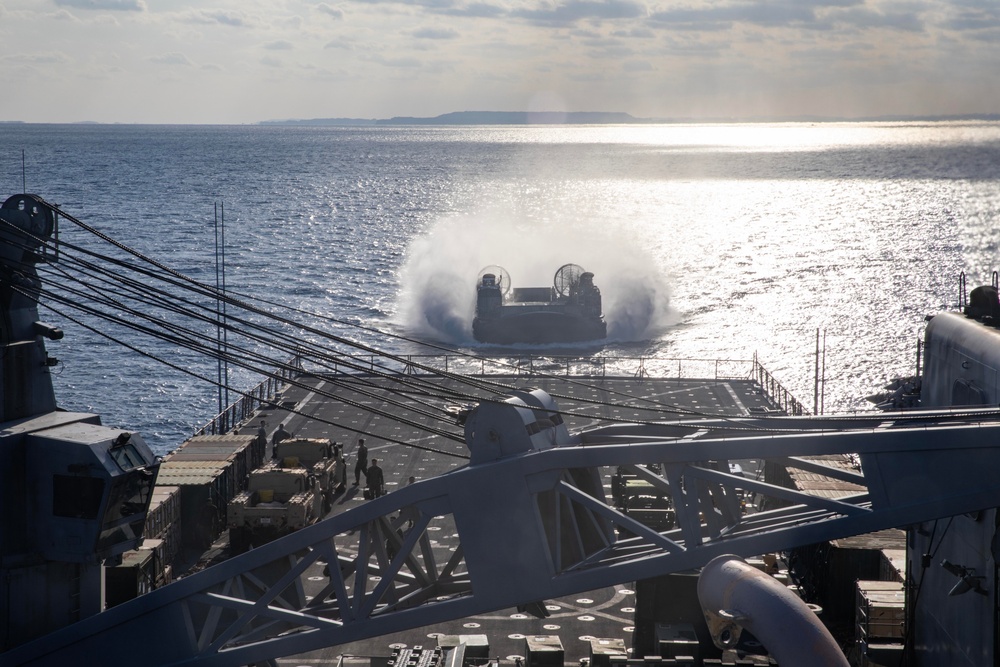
[{"x1": 396, "y1": 214, "x2": 676, "y2": 344}]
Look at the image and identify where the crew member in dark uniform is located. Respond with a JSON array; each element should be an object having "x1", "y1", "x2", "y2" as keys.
[
  {"x1": 353, "y1": 438, "x2": 368, "y2": 486},
  {"x1": 366, "y1": 458, "x2": 385, "y2": 498},
  {"x1": 270, "y1": 422, "x2": 290, "y2": 459}
]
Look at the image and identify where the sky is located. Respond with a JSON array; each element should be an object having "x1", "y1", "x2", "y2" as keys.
[{"x1": 1, "y1": 0, "x2": 999, "y2": 124}]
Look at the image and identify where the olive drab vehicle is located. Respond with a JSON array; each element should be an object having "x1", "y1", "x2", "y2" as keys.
[{"x1": 272, "y1": 437, "x2": 340, "y2": 511}]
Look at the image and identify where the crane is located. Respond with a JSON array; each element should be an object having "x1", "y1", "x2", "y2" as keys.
[{"x1": 8, "y1": 388, "x2": 1000, "y2": 666}]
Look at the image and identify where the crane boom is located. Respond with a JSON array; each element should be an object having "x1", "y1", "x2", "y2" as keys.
[{"x1": 8, "y1": 390, "x2": 1000, "y2": 667}]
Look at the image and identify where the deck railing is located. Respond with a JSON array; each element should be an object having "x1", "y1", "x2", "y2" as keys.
[
  {"x1": 320, "y1": 352, "x2": 762, "y2": 381},
  {"x1": 194, "y1": 353, "x2": 304, "y2": 437},
  {"x1": 751, "y1": 354, "x2": 807, "y2": 416},
  {"x1": 198, "y1": 351, "x2": 807, "y2": 437}
]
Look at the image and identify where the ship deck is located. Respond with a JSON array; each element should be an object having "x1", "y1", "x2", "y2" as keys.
[{"x1": 235, "y1": 368, "x2": 789, "y2": 667}]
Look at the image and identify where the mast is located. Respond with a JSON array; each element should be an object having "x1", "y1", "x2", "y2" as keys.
[{"x1": 0, "y1": 194, "x2": 60, "y2": 420}]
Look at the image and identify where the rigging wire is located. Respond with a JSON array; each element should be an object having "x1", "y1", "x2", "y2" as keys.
[
  {"x1": 22, "y1": 225, "x2": 714, "y2": 424},
  {"x1": 3, "y1": 202, "x2": 823, "y2": 444},
  {"x1": 21, "y1": 291, "x2": 470, "y2": 459},
  {"x1": 34, "y1": 199, "x2": 718, "y2": 419},
  {"x1": 11, "y1": 240, "x2": 798, "y2": 441},
  {"x1": 21, "y1": 279, "x2": 468, "y2": 444},
  {"x1": 33, "y1": 262, "x2": 452, "y2": 417},
  {"x1": 12, "y1": 213, "x2": 975, "y2": 446}
]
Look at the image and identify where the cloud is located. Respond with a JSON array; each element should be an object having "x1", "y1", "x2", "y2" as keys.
[
  {"x1": 823, "y1": 6, "x2": 924, "y2": 32},
  {"x1": 511, "y1": 0, "x2": 647, "y2": 25},
  {"x1": 148, "y1": 52, "x2": 195, "y2": 66},
  {"x1": 645, "y1": 0, "x2": 927, "y2": 35},
  {"x1": 54, "y1": 0, "x2": 145, "y2": 10},
  {"x1": 260, "y1": 55, "x2": 284, "y2": 67},
  {"x1": 412, "y1": 27, "x2": 459, "y2": 39},
  {"x1": 941, "y1": 5, "x2": 1000, "y2": 31},
  {"x1": 2, "y1": 52, "x2": 72, "y2": 64},
  {"x1": 350, "y1": 0, "x2": 453, "y2": 7},
  {"x1": 612, "y1": 26, "x2": 655, "y2": 38},
  {"x1": 366, "y1": 53, "x2": 423, "y2": 68},
  {"x1": 179, "y1": 9, "x2": 251, "y2": 27},
  {"x1": 50, "y1": 9, "x2": 82, "y2": 21},
  {"x1": 623, "y1": 59, "x2": 653, "y2": 72},
  {"x1": 648, "y1": 3, "x2": 817, "y2": 29},
  {"x1": 263, "y1": 40, "x2": 294, "y2": 50},
  {"x1": 441, "y1": 2, "x2": 506, "y2": 18},
  {"x1": 324, "y1": 37, "x2": 356, "y2": 50},
  {"x1": 317, "y1": 3, "x2": 344, "y2": 19}
]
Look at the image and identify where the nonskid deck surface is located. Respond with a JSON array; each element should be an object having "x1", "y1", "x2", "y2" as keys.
[{"x1": 247, "y1": 374, "x2": 781, "y2": 666}]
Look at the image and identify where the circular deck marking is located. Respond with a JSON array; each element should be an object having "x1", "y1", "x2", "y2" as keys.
[
  {"x1": 308, "y1": 576, "x2": 325, "y2": 581},
  {"x1": 578, "y1": 615, "x2": 595, "y2": 622},
  {"x1": 545, "y1": 604, "x2": 561, "y2": 612},
  {"x1": 428, "y1": 526, "x2": 441, "y2": 531},
  {"x1": 543, "y1": 624, "x2": 560, "y2": 631},
  {"x1": 623, "y1": 626, "x2": 634, "y2": 633},
  {"x1": 576, "y1": 598, "x2": 594, "y2": 604},
  {"x1": 370, "y1": 576, "x2": 381, "y2": 582},
  {"x1": 620, "y1": 607, "x2": 635, "y2": 613},
  {"x1": 509, "y1": 613, "x2": 528, "y2": 620},
  {"x1": 427, "y1": 632, "x2": 443, "y2": 639},
  {"x1": 618, "y1": 589, "x2": 635, "y2": 595},
  {"x1": 506, "y1": 655, "x2": 524, "y2": 662},
  {"x1": 507, "y1": 636, "x2": 525, "y2": 641},
  {"x1": 463, "y1": 622, "x2": 480, "y2": 628},
  {"x1": 390, "y1": 643, "x2": 407, "y2": 649},
  {"x1": 578, "y1": 635, "x2": 595, "y2": 642}
]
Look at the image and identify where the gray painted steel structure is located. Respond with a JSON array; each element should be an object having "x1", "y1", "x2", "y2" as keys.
[{"x1": 9, "y1": 393, "x2": 1000, "y2": 666}]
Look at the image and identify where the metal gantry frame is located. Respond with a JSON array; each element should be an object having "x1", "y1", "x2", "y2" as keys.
[{"x1": 11, "y1": 395, "x2": 1000, "y2": 667}]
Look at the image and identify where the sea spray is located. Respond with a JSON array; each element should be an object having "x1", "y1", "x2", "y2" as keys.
[{"x1": 396, "y1": 213, "x2": 675, "y2": 343}]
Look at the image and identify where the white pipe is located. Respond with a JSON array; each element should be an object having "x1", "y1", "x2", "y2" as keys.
[{"x1": 697, "y1": 554, "x2": 849, "y2": 666}]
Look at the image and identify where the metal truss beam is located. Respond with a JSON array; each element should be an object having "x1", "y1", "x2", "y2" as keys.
[{"x1": 10, "y1": 406, "x2": 1000, "y2": 667}]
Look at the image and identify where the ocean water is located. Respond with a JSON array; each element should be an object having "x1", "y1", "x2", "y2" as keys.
[{"x1": 2, "y1": 121, "x2": 1000, "y2": 455}]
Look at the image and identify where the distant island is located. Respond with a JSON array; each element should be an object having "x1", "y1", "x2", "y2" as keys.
[
  {"x1": 261, "y1": 111, "x2": 646, "y2": 126},
  {"x1": 258, "y1": 111, "x2": 1000, "y2": 127},
  {"x1": 4, "y1": 112, "x2": 1000, "y2": 126}
]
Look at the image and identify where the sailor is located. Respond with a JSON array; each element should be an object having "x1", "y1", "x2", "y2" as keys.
[
  {"x1": 366, "y1": 458, "x2": 385, "y2": 499},
  {"x1": 256, "y1": 420, "x2": 267, "y2": 453},
  {"x1": 270, "y1": 422, "x2": 290, "y2": 458},
  {"x1": 353, "y1": 438, "x2": 368, "y2": 486}
]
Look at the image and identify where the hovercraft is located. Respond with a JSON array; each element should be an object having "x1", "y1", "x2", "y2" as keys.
[{"x1": 472, "y1": 264, "x2": 607, "y2": 344}]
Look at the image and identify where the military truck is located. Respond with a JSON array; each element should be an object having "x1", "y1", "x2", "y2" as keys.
[
  {"x1": 272, "y1": 437, "x2": 340, "y2": 511},
  {"x1": 611, "y1": 466, "x2": 675, "y2": 534},
  {"x1": 227, "y1": 463, "x2": 324, "y2": 554}
]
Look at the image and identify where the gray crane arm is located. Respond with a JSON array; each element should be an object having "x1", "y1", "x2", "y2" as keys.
[{"x1": 9, "y1": 392, "x2": 1000, "y2": 667}]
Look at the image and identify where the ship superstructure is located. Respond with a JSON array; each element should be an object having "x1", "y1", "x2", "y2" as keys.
[
  {"x1": 0, "y1": 195, "x2": 159, "y2": 650},
  {"x1": 903, "y1": 278, "x2": 1000, "y2": 667}
]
